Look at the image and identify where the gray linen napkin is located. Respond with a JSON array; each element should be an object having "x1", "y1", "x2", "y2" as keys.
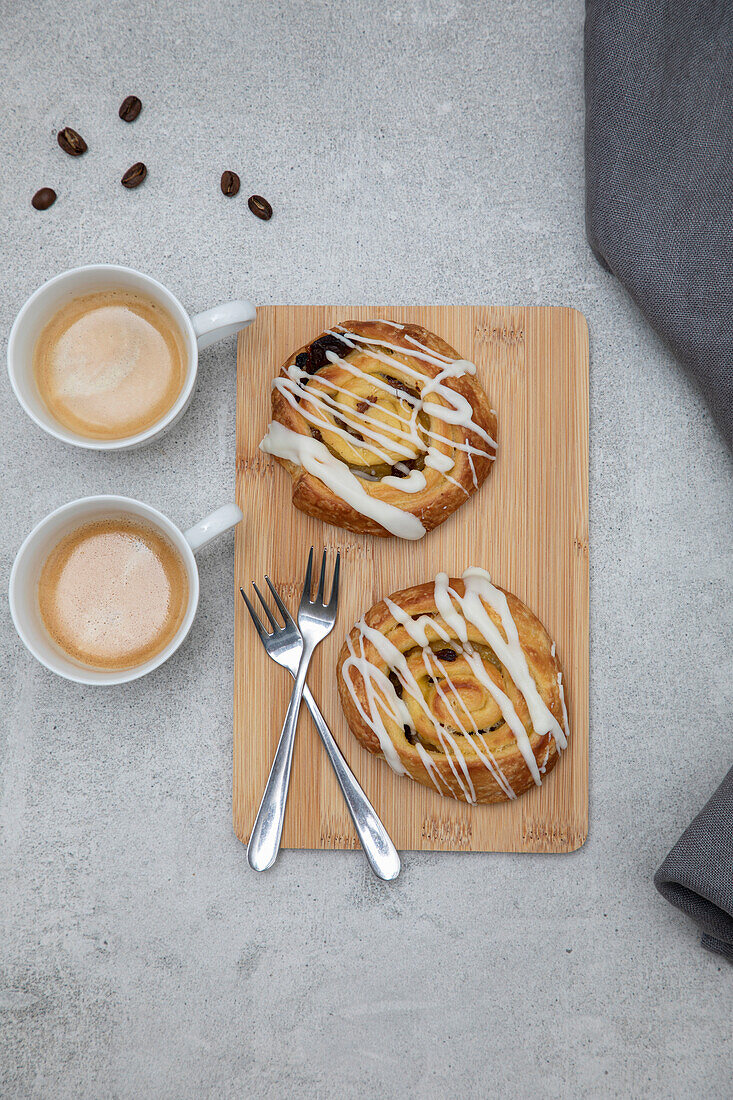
[
  {"x1": 654, "y1": 767, "x2": 733, "y2": 960},
  {"x1": 586, "y1": 1, "x2": 733, "y2": 957},
  {"x1": 585, "y1": 0, "x2": 733, "y2": 445}
]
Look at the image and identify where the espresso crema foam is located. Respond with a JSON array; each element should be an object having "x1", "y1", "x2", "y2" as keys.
[
  {"x1": 38, "y1": 517, "x2": 189, "y2": 671},
  {"x1": 33, "y1": 290, "x2": 187, "y2": 440}
]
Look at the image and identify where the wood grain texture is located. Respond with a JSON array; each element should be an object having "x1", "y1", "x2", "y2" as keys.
[{"x1": 234, "y1": 306, "x2": 588, "y2": 853}]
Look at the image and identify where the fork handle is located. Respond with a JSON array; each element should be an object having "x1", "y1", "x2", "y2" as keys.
[
  {"x1": 247, "y1": 653, "x2": 311, "y2": 872},
  {"x1": 301, "y1": 684, "x2": 401, "y2": 881}
]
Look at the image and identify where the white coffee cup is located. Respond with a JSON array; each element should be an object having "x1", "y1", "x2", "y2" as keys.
[
  {"x1": 9, "y1": 495, "x2": 243, "y2": 685},
  {"x1": 7, "y1": 264, "x2": 256, "y2": 450}
]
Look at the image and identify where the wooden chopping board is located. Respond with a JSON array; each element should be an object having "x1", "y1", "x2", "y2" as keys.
[{"x1": 234, "y1": 306, "x2": 588, "y2": 853}]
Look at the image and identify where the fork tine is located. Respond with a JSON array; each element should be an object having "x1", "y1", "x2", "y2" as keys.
[
  {"x1": 264, "y1": 575, "x2": 295, "y2": 626},
  {"x1": 240, "y1": 588, "x2": 271, "y2": 640},
  {"x1": 326, "y1": 550, "x2": 341, "y2": 611},
  {"x1": 315, "y1": 549, "x2": 328, "y2": 605},
  {"x1": 302, "y1": 546, "x2": 314, "y2": 604},
  {"x1": 252, "y1": 583, "x2": 279, "y2": 630}
]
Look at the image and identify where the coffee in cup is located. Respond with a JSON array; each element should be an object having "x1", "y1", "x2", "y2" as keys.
[
  {"x1": 33, "y1": 289, "x2": 187, "y2": 441},
  {"x1": 38, "y1": 515, "x2": 189, "y2": 671},
  {"x1": 11, "y1": 495, "x2": 243, "y2": 685},
  {"x1": 8, "y1": 264, "x2": 256, "y2": 451}
]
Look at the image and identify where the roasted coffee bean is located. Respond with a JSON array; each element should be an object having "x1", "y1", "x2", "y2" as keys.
[
  {"x1": 388, "y1": 671, "x2": 403, "y2": 698},
  {"x1": 221, "y1": 170, "x2": 240, "y2": 197},
  {"x1": 119, "y1": 95, "x2": 142, "y2": 122},
  {"x1": 32, "y1": 187, "x2": 57, "y2": 210},
  {"x1": 57, "y1": 127, "x2": 87, "y2": 156},
  {"x1": 435, "y1": 648, "x2": 457, "y2": 661},
  {"x1": 247, "y1": 194, "x2": 272, "y2": 220},
  {"x1": 403, "y1": 725, "x2": 417, "y2": 745},
  {"x1": 121, "y1": 161, "x2": 147, "y2": 189}
]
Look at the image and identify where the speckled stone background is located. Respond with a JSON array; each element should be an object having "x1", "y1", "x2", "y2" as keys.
[{"x1": 1, "y1": 1, "x2": 732, "y2": 1097}]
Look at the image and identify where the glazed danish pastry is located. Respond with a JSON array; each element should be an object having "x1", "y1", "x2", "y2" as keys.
[
  {"x1": 337, "y1": 568, "x2": 569, "y2": 804},
  {"x1": 259, "y1": 320, "x2": 497, "y2": 539}
]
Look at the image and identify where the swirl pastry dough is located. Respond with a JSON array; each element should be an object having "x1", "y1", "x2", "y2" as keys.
[
  {"x1": 260, "y1": 320, "x2": 497, "y2": 539},
  {"x1": 337, "y1": 568, "x2": 569, "y2": 804}
]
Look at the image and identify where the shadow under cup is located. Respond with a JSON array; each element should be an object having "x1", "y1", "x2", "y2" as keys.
[
  {"x1": 9, "y1": 498, "x2": 200, "y2": 686},
  {"x1": 7, "y1": 265, "x2": 198, "y2": 450}
]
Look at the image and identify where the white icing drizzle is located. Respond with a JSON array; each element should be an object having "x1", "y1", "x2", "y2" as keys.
[
  {"x1": 340, "y1": 568, "x2": 569, "y2": 801},
  {"x1": 461, "y1": 650, "x2": 538, "y2": 785},
  {"x1": 332, "y1": 327, "x2": 461, "y2": 370},
  {"x1": 468, "y1": 452, "x2": 477, "y2": 489},
  {"x1": 331, "y1": 329, "x2": 498, "y2": 450},
  {"x1": 381, "y1": 469, "x2": 427, "y2": 493},
  {"x1": 423, "y1": 648, "x2": 515, "y2": 800},
  {"x1": 424, "y1": 447, "x2": 469, "y2": 496},
  {"x1": 444, "y1": 569, "x2": 568, "y2": 751},
  {"x1": 424, "y1": 449, "x2": 454, "y2": 473},
  {"x1": 260, "y1": 322, "x2": 496, "y2": 539},
  {"x1": 404, "y1": 332, "x2": 454, "y2": 362},
  {"x1": 357, "y1": 616, "x2": 476, "y2": 801},
  {"x1": 342, "y1": 631, "x2": 408, "y2": 775},
  {"x1": 274, "y1": 373, "x2": 417, "y2": 465},
  {"x1": 280, "y1": 362, "x2": 421, "y2": 459},
  {"x1": 384, "y1": 596, "x2": 449, "y2": 646},
  {"x1": 260, "y1": 422, "x2": 425, "y2": 539},
  {"x1": 551, "y1": 641, "x2": 570, "y2": 742},
  {"x1": 415, "y1": 742, "x2": 448, "y2": 794},
  {"x1": 433, "y1": 571, "x2": 542, "y2": 783}
]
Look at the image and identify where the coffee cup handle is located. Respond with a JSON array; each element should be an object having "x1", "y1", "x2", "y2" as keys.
[
  {"x1": 191, "y1": 301, "x2": 256, "y2": 351},
  {"x1": 184, "y1": 503, "x2": 243, "y2": 554}
]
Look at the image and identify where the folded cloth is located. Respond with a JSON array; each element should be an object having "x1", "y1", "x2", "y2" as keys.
[
  {"x1": 654, "y1": 766, "x2": 733, "y2": 960},
  {"x1": 585, "y1": 0, "x2": 733, "y2": 445}
]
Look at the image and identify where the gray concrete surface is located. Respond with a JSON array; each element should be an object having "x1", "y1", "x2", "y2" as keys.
[{"x1": 1, "y1": 1, "x2": 732, "y2": 1097}]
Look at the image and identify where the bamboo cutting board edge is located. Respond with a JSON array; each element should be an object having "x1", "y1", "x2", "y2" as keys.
[{"x1": 233, "y1": 305, "x2": 589, "y2": 853}]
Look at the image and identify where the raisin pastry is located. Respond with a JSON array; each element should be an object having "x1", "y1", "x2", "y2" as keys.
[
  {"x1": 260, "y1": 320, "x2": 497, "y2": 539},
  {"x1": 337, "y1": 568, "x2": 569, "y2": 804}
]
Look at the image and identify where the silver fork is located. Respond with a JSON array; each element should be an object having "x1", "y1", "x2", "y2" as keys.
[
  {"x1": 241, "y1": 552, "x2": 400, "y2": 880},
  {"x1": 244, "y1": 548, "x2": 339, "y2": 872}
]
